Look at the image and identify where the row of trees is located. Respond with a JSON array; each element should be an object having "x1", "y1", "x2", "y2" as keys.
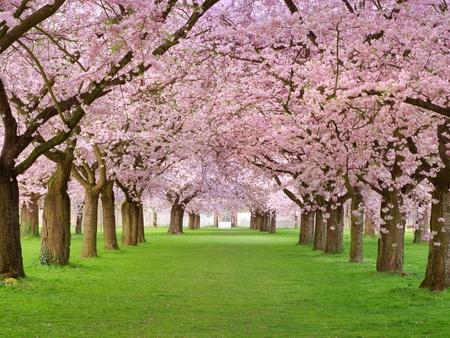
[{"x1": 1, "y1": 0, "x2": 450, "y2": 291}]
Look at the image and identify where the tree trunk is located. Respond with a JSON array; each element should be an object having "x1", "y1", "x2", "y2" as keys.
[
  {"x1": 213, "y1": 212, "x2": 218, "y2": 227},
  {"x1": 153, "y1": 212, "x2": 157, "y2": 227},
  {"x1": 269, "y1": 211, "x2": 276, "y2": 234},
  {"x1": 251, "y1": 210, "x2": 264, "y2": 230},
  {"x1": 195, "y1": 213, "x2": 201, "y2": 229},
  {"x1": 313, "y1": 210, "x2": 326, "y2": 251},
  {"x1": 259, "y1": 212, "x2": 269, "y2": 232},
  {"x1": 168, "y1": 203, "x2": 185, "y2": 234},
  {"x1": 188, "y1": 213, "x2": 200, "y2": 230},
  {"x1": 376, "y1": 189, "x2": 405, "y2": 272},
  {"x1": 294, "y1": 214, "x2": 299, "y2": 229},
  {"x1": 350, "y1": 191, "x2": 364, "y2": 263},
  {"x1": 81, "y1": 190, "x2": 100, "y2": 258},
  {"x1": 188, "y1": 213, "x2": 196, "y2": 229},
  {"x1": 413, "y1": 229, "x2": 422, "y2": 244},
  {"x1": 137, "y1": 203, "x2": 146, "y2": 243},
  {"x1": 250, "y1": 210, "x2": 257, "y2": 229},
  {"x1": 0, "y1": 168, "x2": 25, "y2": 278},
  {"x1": 75, "y1": 202, "x2": 83, "y2": 234},
  {"x1": 324, "y1": 204, "x2": 344, "y2": 254},
  {"x1": 420, "y1": 179, "x2": 450, "y2": 291},
  {"x1": 101, "y1": 181, "x2": 118, "y2": 250},
  {"x1": 121, "y1": 201, "x2": 138, "y2": 246},
  {"x1": 40, "y1": 157, "x2": 73, "y2": 265},
  {"x1": 299, "y1": 210, "x2": 314, "y2": 244},
  {"x1": 364, "y1": 214, "x2": 375, "y2": 237},
  {"x1": 20, "y1": 193, "x2": 40, "y2": 237}
]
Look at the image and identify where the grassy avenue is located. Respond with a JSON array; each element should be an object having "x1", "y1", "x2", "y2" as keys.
[{"x1": 1, "y1": 227, "x2": 447, "y2": 337}]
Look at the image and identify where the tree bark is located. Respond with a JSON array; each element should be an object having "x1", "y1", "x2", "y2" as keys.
[
  {"x1": 259, "y1": 212, "x2": 269, "y2": 232},
  {"x1": 299, "y1": 210, "x2": 314, "y2": 244},
  {"x1": 81, "y1": 189, "x2": 100, "y2": 258},
  {"x1": 0, "y1": 168, "x2": 25, "y2": 278},
  {"x1": 376, "y1": 189, "x2": 405, "y2": 272},
  {"x1": 364, "y1": 215, "x2": 375, "y2": 237},
  {"x1": 269, "y1": 211, "x2": 276, "y2": 234},
  {"x1": 168, "y1": 202, "x2": 185, "y2": 234},
  {"x1": 75, "y1": 202, "x2": 83, "y2": 234},
  {"x1": 195, "y1": 213, "x2": 201, "y2": 229},
  {"x1": 313, "y1": 210, "x2": 326, "y2": 251},
  {"x1": 324, "y1": 204, "x2": 344, "y2": 254},
  {"x1": 40, "y1": 152, "x2": 73, "y2": 265},
  {"x1": 137, "y1": 203, "x2": 146, "y2": 243},
  {"x1": 350, "y1": 191, "x2": 364, "y2": 263},
  {"x1": 101, "y1": 181, "x2": 119, "y2": 250},
  {"x1": 188, "y1": 213, "x2": 196, "y2": 229},
  {"x1": 188, "y1": 213, "x2": 200, "y2": 230},
  {"x1": 121, "y1": 201, "x2": 138, "y2": 246},
  {"x1": 20, "y1": 193, "x2": 40, "y2": 237},
  {"x1": 420, "y1": 176, "x2": 450, "y2": 290},
  {"x1": 250, "y1": 210, "x2": 257, "y2": 229}
]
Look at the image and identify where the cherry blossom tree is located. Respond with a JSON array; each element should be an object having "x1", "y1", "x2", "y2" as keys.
[{"x1": 0, "y1": 0, "x2": 221, "y2": 277}]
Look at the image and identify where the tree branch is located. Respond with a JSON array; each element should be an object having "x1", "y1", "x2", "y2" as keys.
[{"x1": 0, "y1": 0, "x2": 66, "y2": 54}]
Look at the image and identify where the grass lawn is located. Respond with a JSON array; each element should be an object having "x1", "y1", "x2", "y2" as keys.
[{"x1": 1, "y1": 227, "x2": 449, "y2": 338}]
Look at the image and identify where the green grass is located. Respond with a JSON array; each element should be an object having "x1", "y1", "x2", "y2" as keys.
[{"x1": 1, "y1": 227, "x2": 448, "y2": 338}]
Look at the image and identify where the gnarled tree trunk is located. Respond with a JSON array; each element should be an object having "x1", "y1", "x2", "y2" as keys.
[
  {"x1": 324, "y1": 204, "x2": 344, "y2": 254},
  {"x1": 0, "y1": 168, "x2": 25, "y2": 278},
  {"x1": 101, "y1": 181, "x2": 118, "y2": 250},
  {"x1": 377, "y1": 189, "x2": 404, "y2": 272},
  {"x1": 313, "y1": 210, "x2": 326, "y2": 251},
  {"x1": 299, "y1": 210, "x2": 314, "y2": 244},
  {"x1": 40, "y1": 151, "x2": 73, "y2": 265}
]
